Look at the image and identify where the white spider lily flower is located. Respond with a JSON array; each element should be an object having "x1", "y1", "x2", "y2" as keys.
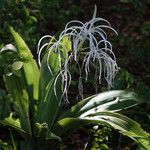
[{"x1": 38, "y1": 13, "x2": 119, "y2": 102}]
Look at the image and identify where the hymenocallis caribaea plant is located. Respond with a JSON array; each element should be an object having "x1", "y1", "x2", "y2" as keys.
[
  {"x1": 37, "y1": 6, "x2": 118, "y2": 102},
  {"x1": 0, "y1": 6, "x2": 149, "y2": 150}
]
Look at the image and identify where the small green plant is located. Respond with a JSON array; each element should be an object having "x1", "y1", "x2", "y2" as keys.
[
  {"x1": 0, "y1": 8, "x2": 150, "y2": 149},
  {"x1": 90, "y1": 126, "x2": 111, "y2": 150}
]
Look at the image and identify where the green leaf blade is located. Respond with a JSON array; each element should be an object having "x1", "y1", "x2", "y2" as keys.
[
  {"x1": 53, "y1": 112, "x2": 150, "y2": 149},
  {"x1": 58, "y1": 90, "x2": 141, "y2": 119}
]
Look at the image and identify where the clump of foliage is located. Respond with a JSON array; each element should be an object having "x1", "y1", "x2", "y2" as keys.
[
  {"x1": 0, "y1": 8, "x2": 150, "y2": 150},
  {"x1": 90, "y1": 126, "x2": 111, "y2": 150}
]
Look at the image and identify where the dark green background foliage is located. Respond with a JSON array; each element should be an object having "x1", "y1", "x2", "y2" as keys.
[
  {"x1": 0, "y1": 90, "x2": 11, "y2": 120},
  {"x1": 0, "y1": 0, "x2": 150, "y2": 149},
  {"x1": 0, "y1": 0, "x2": 81, "y2": 50}
]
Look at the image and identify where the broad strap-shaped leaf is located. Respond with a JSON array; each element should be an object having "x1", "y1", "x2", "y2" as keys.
[
  {"x1": 38, "y1": 51, "x2": 60, "y2": 108},
  {"x1": 36, "y1": 74, "x2": 62, "y2": 129},
  {"x1": 9, "y1": 26, "x2": 39, "y2": 102},
  {"x1": 52, "y1": 112, "x2": 150, "y2": 150},
  {"x1": 36, "y1": 38, "x2": 71, "y2": 128},
  {"x1": 58, "y1": 90, "x2": 142, "y2": 120},
  {"x1": 36, "y1": 49, "x2": 62, "y2": 128}
]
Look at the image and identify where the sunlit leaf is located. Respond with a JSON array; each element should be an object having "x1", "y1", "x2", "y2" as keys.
[
  {"x1": 53, "y1": 112, "x2": 150, "y2": 149},
  {"x1": 58, "y1": 90, "x2": 141, "y2": 119}
]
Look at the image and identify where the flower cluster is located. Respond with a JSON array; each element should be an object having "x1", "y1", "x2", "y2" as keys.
[{"x1": 37, "y1": 11, "x2": 119, "y2": 102}]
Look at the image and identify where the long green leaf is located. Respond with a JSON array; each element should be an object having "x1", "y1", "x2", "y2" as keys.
[
  {"x1": 36, "y1": 74, "x2": 62, "y2": 128},
  {"x1": 7, "y1": 27, "x2": 40, "y2": 134},
  {"x1": 37, "y1": 51, "x2": 60, "y2": 111},
  {"x1": 9, "y1": 26, "x2": 39, "y2": 102},
  {"x1": 53, "y1": 112, "x2": 150, "y2": 149},
  {"x1": 58, "y1": 90, "x2": 141, "y2": 119},
  {"x1": 37, "y1": 50, "x2": 61, "y2": 128}
]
